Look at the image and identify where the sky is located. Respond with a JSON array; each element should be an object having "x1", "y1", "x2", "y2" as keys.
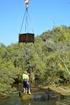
[{"x1": 0, "y1": 0, "x2": 70, "y2": 45}]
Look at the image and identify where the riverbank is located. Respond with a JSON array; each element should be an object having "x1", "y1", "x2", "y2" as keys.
[
  {"x1": 39, "y1": 85, "x2": 70, "y2": 96},
  {"x1": 20, "y1": 85, "x2": 70, "y2": 101},
  {"x1": 0, "y1": 93, "x2": 9, "y2": 99},
  {"x1": 0, "y1": 85, "x2": 70, "y2": 100}
]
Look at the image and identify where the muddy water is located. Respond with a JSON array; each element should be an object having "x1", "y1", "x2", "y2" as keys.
[{"x1": 0, "y1": 94, "x2": 70, "y2": 105}]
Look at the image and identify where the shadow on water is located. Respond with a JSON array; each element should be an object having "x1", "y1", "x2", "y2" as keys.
[{"x1": 0, "y1": 93, "x2": 70, "y2": 105}]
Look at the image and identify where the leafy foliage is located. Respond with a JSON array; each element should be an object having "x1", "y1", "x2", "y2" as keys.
[{"x1": 0, "y1": 25, "x2": 70, "y2": 95}]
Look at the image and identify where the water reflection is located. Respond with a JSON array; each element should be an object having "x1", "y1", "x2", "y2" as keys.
[
  {"x1": 21, "y1": 101, "x2": 56, "y2": 105},
  {"x1": 56, "y1": 97, "x2": 70, "y2": 105},
  {"x1": 0, "y1": 94, "x2": 70, "y2": 105}
]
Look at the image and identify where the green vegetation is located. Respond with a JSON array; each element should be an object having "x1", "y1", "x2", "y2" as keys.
[{"x1": 0, "y1": 25, "x2": 70, "y2": 96}]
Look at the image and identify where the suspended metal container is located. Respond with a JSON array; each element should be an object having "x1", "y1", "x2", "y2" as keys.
[
  {"x1": 19, "y1": 33, "x2": 34, "y2": 43},
  {"x1": 18, "y1": 1, "x2": 35, "y2": 43}
]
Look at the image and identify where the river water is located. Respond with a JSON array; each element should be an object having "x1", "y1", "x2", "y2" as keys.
[{"x1": 0, "y1": 94, "x2": 70, "y2": 105}]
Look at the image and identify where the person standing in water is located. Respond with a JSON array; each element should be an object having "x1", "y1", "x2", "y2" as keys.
[{"x1": 22, "y1": 71, "x2": 31, "y2": 94}]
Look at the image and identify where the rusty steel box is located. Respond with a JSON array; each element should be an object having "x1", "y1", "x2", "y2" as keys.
[{"x1": 19, "y1": 33, "x2": 34, "y2": 43}]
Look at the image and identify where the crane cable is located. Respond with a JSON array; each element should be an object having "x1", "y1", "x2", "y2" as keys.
[
  {"x1": 19, "y1": 0, "x2": 34, "y2": 34},
  {"x1": 19, "y1": 10, "x2": 26, "y2": 33}
]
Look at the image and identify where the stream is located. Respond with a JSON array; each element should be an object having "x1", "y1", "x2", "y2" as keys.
[{"x1": 0, "y1": 93, "x2": 70, "y2": 105}]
